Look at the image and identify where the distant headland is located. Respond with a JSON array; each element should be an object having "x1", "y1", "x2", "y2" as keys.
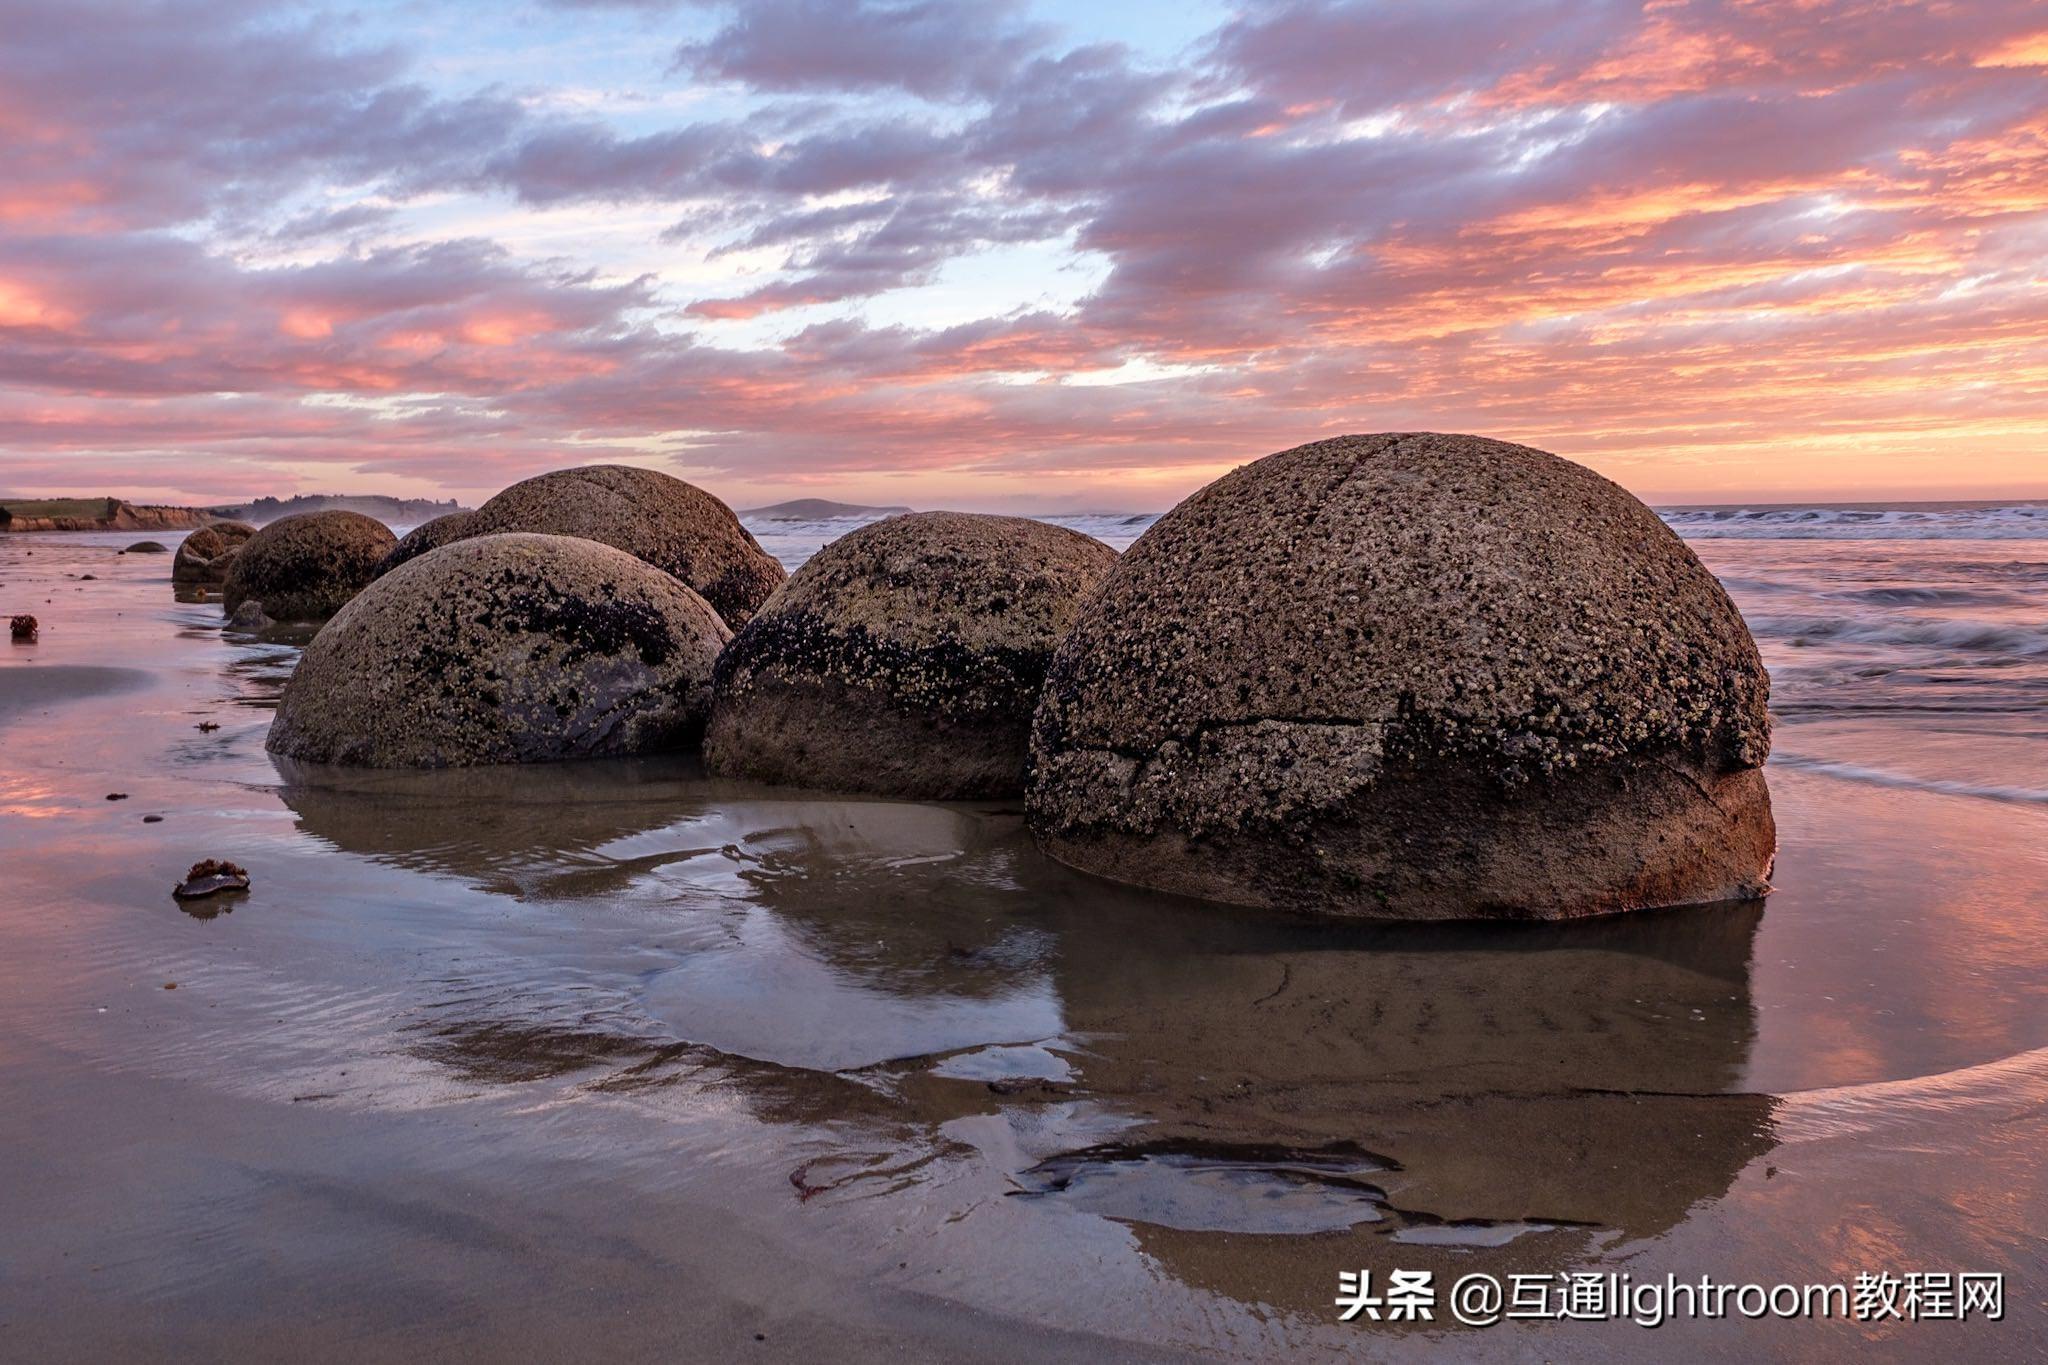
[
  {"x1": 740, "y1": 499, "x2": 913, "y2": 521},
  {"x1": 0, "y1": 493, "x2": 468, "y2": 532},
  {"x1": 0, "y1": 498, "x2": 214, "y2": 533}
]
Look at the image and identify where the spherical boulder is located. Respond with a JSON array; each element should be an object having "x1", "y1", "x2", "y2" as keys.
[
  {"x1": 373, "y1": 509, "x2": 482, "y2": 579},
  {"x1": 172, "y1": 521, "x2": 256, "y2": 585},
  {"x1": 267, "y1": 533, "x2": 731, "y2": 768},
  {"x1": 421, "y1": 465, "x2": 785, "y2": 627},
  {"x1": 705, "y1": 512, "x2": 1118, "y2": 798},
  {"x1": 1027, "y1": 433, "x2": 1775, "y2": 921},
  {"x1": 223, "y1": 512, "x2": 394, "y2": 621},
  {"x1": 124, "y1": 540, "x2": 170, "y2": 554}
]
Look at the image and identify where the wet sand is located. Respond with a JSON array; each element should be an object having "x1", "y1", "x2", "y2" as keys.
[
  {"x1": 1, "y1": 530, "x2": 2044, "y2": 1361},
  {"x1": 0, "y1": 663, "x2": 152, "y2": 730}
]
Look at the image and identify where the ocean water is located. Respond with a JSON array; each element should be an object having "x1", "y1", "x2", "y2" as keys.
[
  {"x1": 745, "y1": 499, "x2": 2048, "y2": 561},
  {"x1": 1, "y1": 505, "x2": 2044, "y2": 1359},
  {"x1": 1661, "y1": 500, "x2": 2048, "y2": 540},
  {"x1": 740, "y1": 510, "x2": 1162, "y2": 567}
]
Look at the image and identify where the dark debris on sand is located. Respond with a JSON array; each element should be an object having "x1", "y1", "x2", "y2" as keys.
[{"x1": 174, "y1": 859, "x2": 250, "y2": 900}]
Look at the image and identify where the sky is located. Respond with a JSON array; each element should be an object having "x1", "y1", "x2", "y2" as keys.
[{"x1": 2, "y1": 0, "x2": 2045, "y2": 512}]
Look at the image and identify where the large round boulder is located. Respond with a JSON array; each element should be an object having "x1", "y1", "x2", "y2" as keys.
[
  {"x1": 705, "y1": 512, "x2": 1118, "y2": 798},
  {"x1": 223, "y1": 511, "x2": 395, "y2": 621},
  {"x1": 373, "y1": 509, "x2": 482, "y2": 578},
  {"x1": 420, "y1": 465, "x2": 785, "y2": 627},
  {"x1": 1027, "y1": 433, "x2": 1774, "y2": 921},
  {"x1": 172, "y1": 521, "x2": 256, "y2": 584},
  {"x1": 267, "y1": 533, "x2": 730, "y2": 768}
]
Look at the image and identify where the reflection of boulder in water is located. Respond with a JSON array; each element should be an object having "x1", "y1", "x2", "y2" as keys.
[
  {"x1": 702, "y1": 795, "x2": 1049, "y2": 986},
  {"x1": 670, "y1": 804, "x2": 1777, "y2": 1296},
  {"x1": 608, "y1": 796, "x2": 1773, "y2": 1258},
  {"x1": 1103, "y1": 1084, "x2": 1776, "y2": 1319},
  {"x1": 1049, "y1": 898, "x2": 1765, "y2": 1103},
  {"x1": 273, "y1": 762, "x2": 1775, "y2": 1288},
  {"x1": 271, "y1": 754, "x2": 712, "y2": 895},
  {"x1": 1019, "y1": 897, "x2": 1777, "y2": 1301},
  {"x1": 632, "y1": 795, "x2": 1068, "y2": 1069}
]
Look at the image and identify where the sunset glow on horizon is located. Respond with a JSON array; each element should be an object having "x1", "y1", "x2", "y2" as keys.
[{"x1": 3, "y1": 0, "x2": 2046, "y2": 512}]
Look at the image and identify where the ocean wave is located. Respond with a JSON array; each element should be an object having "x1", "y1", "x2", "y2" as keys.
[
  {"x1": 1744, "y1": 613, "x2": 2048, "y2": 657},
  {"x1": 1710, "y1": 574, "x2": 1803, "y2": 596},
  {"x1": 1661, "y1": 503, "x2": 2048, "y2": 540},
  {"x1": 742, "y1": 510, "x2": 1162, "y2": 562},
  {"x1": 1770, "y1": 753, "x2": 2048, "y2": 804},
  {"x1": 1775, "y1": 1044, "x2": 2048, "y2": 1142},
  {"x1": 742, "y1": 506, "x2": 2045, "y2": 548},
  {"x1": 1042, "y1": 512, "x2": 1161, "y2": 541},
  {"x1": 1829, "y1": 585, "x2": 2024, "y2": 607}
]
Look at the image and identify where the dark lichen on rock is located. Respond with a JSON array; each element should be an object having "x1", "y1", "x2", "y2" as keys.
[
  {"x1": 705, "y1": 511, "x2": 1118, "y2": 798},
  {"x1": 266, "y1": 532, "x2": 730, "y2": 768}
]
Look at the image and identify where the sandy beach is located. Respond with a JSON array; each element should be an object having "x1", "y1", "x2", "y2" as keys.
[{"x1": 1, "y1": 522, "x2": 2042, "y2": 1361}]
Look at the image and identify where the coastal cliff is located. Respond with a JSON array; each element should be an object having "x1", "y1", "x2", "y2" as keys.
[{"x1": 0, "y1": 499, "x2": 215, "y2": 533}]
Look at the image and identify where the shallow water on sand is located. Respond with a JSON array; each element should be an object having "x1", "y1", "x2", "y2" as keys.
[{"x1": 1, "y1": 529, "x2": 2045, "y2": 1361}]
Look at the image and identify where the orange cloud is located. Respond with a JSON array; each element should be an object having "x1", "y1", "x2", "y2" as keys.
[{"x1": 1977, "y1": 30, "x2": 2048, "y2": 67}]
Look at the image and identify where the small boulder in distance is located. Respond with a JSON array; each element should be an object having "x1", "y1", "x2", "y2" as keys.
[
  {"x1": 173, "y1": 521, "x2": 257, "y2": 585},
  {"x1": 223, "y1": 511, "x2": 395, "y2": 622},
  {"x1": 371, "y1": 509, "x2": 483, "y2": 579}
]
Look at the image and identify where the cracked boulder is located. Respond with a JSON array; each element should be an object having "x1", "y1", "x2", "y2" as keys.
[
  {"x1": 267, "y1": 532, "x2": 730, "y2": 768},
  {"x1": 705, "y1": 511, "x2": 1118, "y2": 798},
  {"x1": 223, "y1": 511, "x2": 395, "y2": 622},
  {"x1": 1026, "y1": 432, "x2": 1775, "y2": 920},
  {"x1": 172, "y1": 521, "x2": 256, "y2": 585},
  {"x1": 396, "y1": 465, "x2": 786, "y2": 628}
]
